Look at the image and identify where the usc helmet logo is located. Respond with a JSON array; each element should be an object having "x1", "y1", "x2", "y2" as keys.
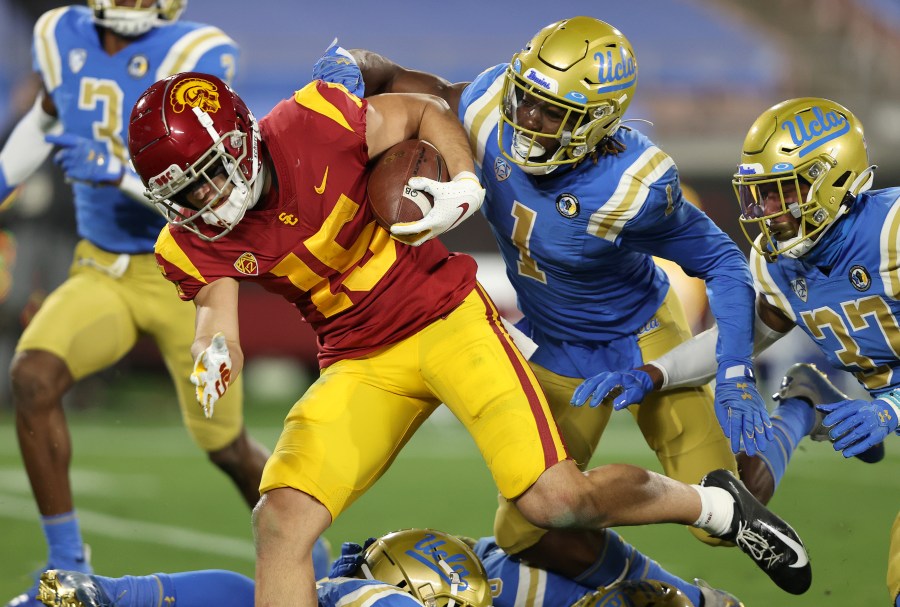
[{"x1": 170, "y1": 77, "x2": 221, "y2": 114}]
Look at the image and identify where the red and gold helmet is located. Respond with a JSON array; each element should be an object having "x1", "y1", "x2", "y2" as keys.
[{"x1": 128, "y1": 71, "x2": 262, "y2": 241}]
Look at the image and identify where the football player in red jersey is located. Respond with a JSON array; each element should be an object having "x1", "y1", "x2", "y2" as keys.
[{"x1": 127, "y1": 72, "x2": 806, "y2": 607}]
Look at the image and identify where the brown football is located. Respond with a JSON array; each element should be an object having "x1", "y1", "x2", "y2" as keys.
[{"x1": 366, "y1": 139, "x2": 448, "y2": 229}]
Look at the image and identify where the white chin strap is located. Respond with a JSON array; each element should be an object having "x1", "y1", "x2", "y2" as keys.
[{"x1": 435, "y1": 558, "x2": 461, "y2": 607}]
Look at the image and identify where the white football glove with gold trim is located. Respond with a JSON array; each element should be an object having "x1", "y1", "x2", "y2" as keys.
[
  {"x1": 390, "y1": 171, "x2": 484, "y2": 246},
  {"x1": 191, "y1": 332, "x2": 233, "y2": 418}
]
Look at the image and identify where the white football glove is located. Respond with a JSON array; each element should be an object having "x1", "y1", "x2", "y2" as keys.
[
  {"x1": 190, "y1": 332, "x2": 233, "y2": 418},
  {"x1": 390, "y1": 171, "x2": 485, "y2": 246}
]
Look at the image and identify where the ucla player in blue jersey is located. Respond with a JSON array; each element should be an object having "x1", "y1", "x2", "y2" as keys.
[
  {"x1": 34, "y1": 528, "x2": 742, "y2": 607},
  {"x1": 0, "y1": 3, "x2": 279, "y2": 606},
  {"x1": 33, "y1": 530, "x2": 492, "y2": 607},
  {"x1": 582, "y1": 97, "x2": 899, "y2": 604},
  {"x1": 310, "y1": 16, "x2": 818, "y2": 596}
]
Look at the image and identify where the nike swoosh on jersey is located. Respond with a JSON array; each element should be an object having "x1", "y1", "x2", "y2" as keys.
[
  {"x1": 449, "y1": 202, "x2": 470, "y2": 229},
  {"x1": 314, "y1": 166, "x2": 329, "y2": 194},
  {"x1": 759, "y1": 521, "x2": 809, "y2": 568}
]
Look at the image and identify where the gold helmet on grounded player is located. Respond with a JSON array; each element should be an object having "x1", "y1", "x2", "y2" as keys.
[
  {"x1": 733, "y1": 97, "x2": 875, "y2": 261},
  {"x1": 499, "y1": 16, "x2": 637, "y2": 174},
  {"x1": 572, "y1": 580, "x2": 696, "y2": 607},
  {"x1": 360, "y1": 529, "x2": 491, "y2": 607}
]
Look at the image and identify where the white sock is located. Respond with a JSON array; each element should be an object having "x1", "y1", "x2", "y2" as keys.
[{"x1": 691, "y1": 485, "x2": 735, "y2": 537}]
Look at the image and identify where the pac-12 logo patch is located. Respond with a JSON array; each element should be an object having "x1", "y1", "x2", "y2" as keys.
[
  {"x1": 234, "y1": 252, "x2": 259, "y2": 276},
  {"x1": 790, "y1": 277, "x2": 808, "y2": 302},
  {"x1": 556, "y1": 193, "x2": 580, "y2": 218},
  {"x1": 170, "y1": 77, "x2": 220, "y2": 114},
  {"x1": 494, "y1": 156, "x2": 511, "y2": 182},
  {"x1": 68, "y1": 49, "x2": 87, "y2": 74},
  {"x1": 849, "y1": 265, "x2": 871, "y2": 291}
]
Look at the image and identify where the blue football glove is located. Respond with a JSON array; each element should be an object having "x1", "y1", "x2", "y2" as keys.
[
  {"x1": 818, "y1": 398, "x2": 899, "y2": 458},
  {"x1": 312, "y1": 38, "x2": 365, "y2": 97},
  {"x1": 714, "y1": 360, "x2": 773, "y2": 457},
  {"x1": 571, "y1": 369, "x2": 654, "y2": 410},
  {"x1": 46, "y1": 133, "x2": 123, "y2": 184},
  {"x1": 328, "y1": 537, "x2": 376, "y2": 578}
]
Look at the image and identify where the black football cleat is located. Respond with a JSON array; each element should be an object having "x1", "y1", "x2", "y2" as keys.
[
  {"x1": 775, "y1": 363, "x2": 884, "y2": 463},
  {"x1": 35, "y1": 571, "x2": 111, "y2": 607},
  {"x1": 701, "y1": 469, "x2": 811, "y2": 595}
]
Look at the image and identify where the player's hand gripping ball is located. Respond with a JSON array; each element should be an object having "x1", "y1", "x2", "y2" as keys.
[{"x1": 367, "y1": 139, "x2": 448, "y2": 231}]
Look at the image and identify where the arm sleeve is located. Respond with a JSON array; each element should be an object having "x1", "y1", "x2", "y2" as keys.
[
  {"x1": 623, "y1": 181, "x2": 755, "y2": 365},
  {"x1": 0, "y1": 95, "x2": 59, "y2": 187},
  {"x1": 652, "y1": 308, "x2": 790, "y2": 389},
  {"x1": 119, "y1": 164, "x2": 155, "y2": 206}
]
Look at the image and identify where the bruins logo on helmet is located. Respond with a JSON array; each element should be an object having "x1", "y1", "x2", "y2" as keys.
[{"x1": 170, "y1": 77, "x2": 221, "y2": 114}]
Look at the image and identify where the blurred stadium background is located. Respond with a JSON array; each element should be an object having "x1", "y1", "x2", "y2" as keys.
[{"x1": 0, "y1": 0, "x2": 897, "y2": 605}]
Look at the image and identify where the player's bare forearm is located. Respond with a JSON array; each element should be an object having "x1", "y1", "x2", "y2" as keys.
[
  {"x1": 757, "y1": 295, "x2": 795, "y2": 333},
  {"x1": 417, "y1": 98, "x2": 474, "y2": 177},
  {"x1": 192, "y1": 278, "x2": 244, "y2": 375},
  {"x1": 350, "y1": 49, "x2": 466, "y2": 114},
  {"x1": 366, "y1": 94, "x2": 472, "y2": 175},
  {"x1": 639, "y1": 363, "x2": 665, "y2": 390}
]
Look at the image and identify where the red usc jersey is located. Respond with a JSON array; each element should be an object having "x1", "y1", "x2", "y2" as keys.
[{"x1": 155, "y1": 81, "x2": 477, "y2": 367}]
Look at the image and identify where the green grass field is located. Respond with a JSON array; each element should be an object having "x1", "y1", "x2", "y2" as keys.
[{"x1": 0, "y1": 370, "x2": 896, "y2": 606}]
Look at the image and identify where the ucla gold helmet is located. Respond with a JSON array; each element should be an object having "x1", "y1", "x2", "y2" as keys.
[
  {"x1": 360, "y1": 529, "x2": 491, "y2": 607},
  {"x1": 499, "y1": 16, "x2": 637, "y2": 174},
  {"x1": 88, "y1": 0, "x2": 186, "y2": 37},
  {"x1": 572, "y1": 580, "x2": 695, "y2": 607},
  {"x1": 733, "y1": 97, "x2": 875, "y2": 261}
]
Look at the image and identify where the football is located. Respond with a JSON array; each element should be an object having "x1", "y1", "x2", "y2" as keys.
[{"x1": 367, "y1": 139, "x2": 448, "y2": 229}]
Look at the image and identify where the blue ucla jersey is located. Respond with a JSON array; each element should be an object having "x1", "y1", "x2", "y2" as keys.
[
  {"x1": 459, "y1": 65, "x2": 753, "y2": 377},
  {"x1": 753, "y1": 188, "x2": 900, "y2": 395},
  {"x1": 317, "y1": 578, "x2": 424, "y2": 607},
  {"x1": 32, "y1": 6, "x2": 238, "y2": 253},
  {"x1": 475, "y1": 538, "x2": 592, "y2": 607}
]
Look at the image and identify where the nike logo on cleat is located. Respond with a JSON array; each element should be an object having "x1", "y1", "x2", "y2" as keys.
[{"x1": 759, "y1": 521, "x2": 808, "y2": 568}]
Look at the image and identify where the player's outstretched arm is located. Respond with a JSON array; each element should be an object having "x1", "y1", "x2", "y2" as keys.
[
  {"x1": 0, "y1": 90, "x2": 59, "y2": 205},
  {"x1": 191, "y1": 278, "x2": 243, "y2": 418},
  {"x1": 311, "y1": 42, "x2": 467, "y2": 114}
]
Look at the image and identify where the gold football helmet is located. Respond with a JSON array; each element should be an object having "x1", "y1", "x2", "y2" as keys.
[
  {"x1": 572, "y1": 580, "x2": 695, "y2": 607},
  {"x1": 499, "y1": 16, "x2": 637, "y2": 174},
  {"x1": 88, "y1": 0, "x2": 186, "y2": 37},
  {"x1": 361, "y1": 529, "x2": 491, "y2": 607},
  {"x1": 732, "y1": 97, "x2": 875, "y2": 260}
]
